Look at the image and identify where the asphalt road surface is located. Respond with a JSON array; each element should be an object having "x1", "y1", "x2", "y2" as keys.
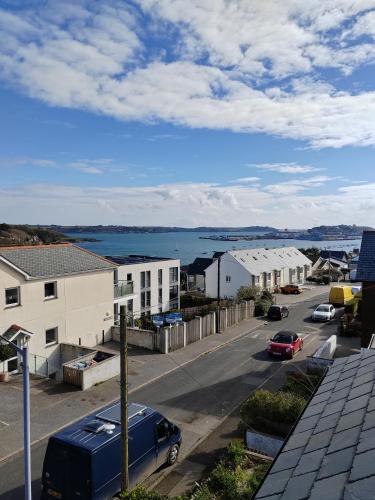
[{"x1": 0, "y1": 293, "x2": 338, "y2": 500}]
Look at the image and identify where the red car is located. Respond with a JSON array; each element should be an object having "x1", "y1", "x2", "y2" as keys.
[{"x1": 267, "y1": 330, "x2": 303, "y2": 359}]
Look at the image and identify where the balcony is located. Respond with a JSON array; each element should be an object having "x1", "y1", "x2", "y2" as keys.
[{"x1": 114, "y1": 281, "x2": 134, "y2": 299}]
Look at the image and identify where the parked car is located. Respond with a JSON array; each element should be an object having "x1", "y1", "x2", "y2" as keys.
[
  {"x1": 280, "y1": 284, "x2": 303, "y2": 295},
  {"x1": 267, "y1": 330, "x2": 303, "y2": 359},
  {"x1": 41, "y1": 402, "x2": 182, "y2": 500},
  {"x1": 267, "y1": 305, "x2": 289, "y2": 320},
  {"x1": 311, "y1": 304, "x2": 336, "y2": 322}
]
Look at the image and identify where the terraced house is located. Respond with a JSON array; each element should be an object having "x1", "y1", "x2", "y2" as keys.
[
  {"x1": 0, "y1": 244, "x2": 118, "y2": 371},
  {"x1": 205, "y1": 247, "x2": 312, "y2": 299}
]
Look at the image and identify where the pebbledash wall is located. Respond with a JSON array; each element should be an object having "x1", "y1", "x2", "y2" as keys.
[{"x1": 0, "y1": 261, "x2": 115, "y2": 364}]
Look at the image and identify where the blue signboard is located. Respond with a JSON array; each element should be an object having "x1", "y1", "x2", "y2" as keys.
[
  {"x1": 152, "y1": 315, "x2": 165, "y2": 327},
  {"x1": 165, "y1": 313, "x2": 183, "y2": 324}
]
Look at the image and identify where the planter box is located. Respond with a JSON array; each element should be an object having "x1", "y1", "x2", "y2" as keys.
[{"x1": 246, "y1": 429, "x2": 284, "y2": 458}]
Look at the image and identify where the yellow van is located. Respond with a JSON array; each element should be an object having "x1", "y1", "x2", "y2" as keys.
[{"x1": 329, "y1": 285, "x2": 354, "y2": 306}]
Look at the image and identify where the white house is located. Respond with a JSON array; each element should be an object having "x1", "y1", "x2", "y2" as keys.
[
  {"x1": 205, "y1": 247, "x2": 312, "y2": 298},
  {"x1": 0, "y1": 244, "x2": 119, "y2": 365},
  {"x1": 109, "y1": 255, "x2": 180, "y2": 320}
]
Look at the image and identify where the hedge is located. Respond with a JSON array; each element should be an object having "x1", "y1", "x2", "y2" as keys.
[{"x1": 240, "y1": 389, "x2": 306, "y2": 437}]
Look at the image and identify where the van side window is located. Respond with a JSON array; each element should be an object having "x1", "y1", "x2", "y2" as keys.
[{"x1": 156, "y1": 419, "x2": 170, "y2": 443}]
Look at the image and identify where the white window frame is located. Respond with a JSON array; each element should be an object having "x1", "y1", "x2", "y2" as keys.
[
  {"x1": 44, "y1": 281, "x2": 57, "y2": 300},
  {"x1": 5, "y1": 287, "x2": 20, "y2": 307},
  {"x1": 45, "y1": 327, "x2": 58, "y2": 346}
]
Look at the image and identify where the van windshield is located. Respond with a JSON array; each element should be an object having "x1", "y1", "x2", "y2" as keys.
[{"x1": 43, "y1": 438, "x2": 91, "y2": 497}]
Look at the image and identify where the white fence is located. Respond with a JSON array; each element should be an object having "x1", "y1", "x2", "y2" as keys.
[{"x1": 307, "y1": 335, "x2": 337, "y2": 374}]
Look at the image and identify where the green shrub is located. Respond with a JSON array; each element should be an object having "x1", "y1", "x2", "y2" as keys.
[
  {"x1": 236, "y1": 286, "x2": 260, "y2": 302},
  {"x1": 240, "y1": 390, "x2": 306, "y2": 437},
  {"x1": 119, "y1": 486, "x2": 183, "y2": 499},
  {"x1": 260, "y1": 290, "x2": 273, "y2": 302},
  {"x1": 254, "y1": 298, "x2": 273, "y2": 317},
  {"x1": 282, "y1": 372, "x2": 321, "y2": 400},
  {"x1": 225, "y1": 440, "x2": 247, "y2": 468},
  {"x1": 0, "y1": 344, "x2": 16, "y2": 362}
]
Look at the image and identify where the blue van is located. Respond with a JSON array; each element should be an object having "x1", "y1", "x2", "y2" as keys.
[{"x1": 41, "y1": 402, "x2": 182, "y2": 499}]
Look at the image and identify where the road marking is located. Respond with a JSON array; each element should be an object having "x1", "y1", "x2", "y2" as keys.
[{"x1": 0, "y1": 420, "x2": 9, "y2": 427}]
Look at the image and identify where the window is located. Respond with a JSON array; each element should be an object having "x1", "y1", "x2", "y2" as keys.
[
  {"x1": 141, "y1": 291, "x2": 151, "y2": 309},
  {"x1": 45, "y1": 327, "x2": 57, "y2": 345},
  {"x1": 140, "y1": 271, "x2": 151, "y2": 289},
  {"x1": 44, "y1": 281, "x2": 57, "y2": 299},
  {"x1": 158, "y1": 269, "x2": 163, "y2": 286},
  {"x1": 5, "y1": 287, "x2": 20, "y2": 306},
  {"x1": 226, "y1": 275, "x2": 231, "y2": 283},
  {"x1": 267, "y1": 273, "x2": 271, "y2": 280},
  {"x1": 169, "y1": 267, "x2": 178, "y2": 283},
  {"x1": 126, "y1": 273, "x2": 132, "y2": 282},
  {"x1": 156, "y1": 419, "x2": 170, "y2": 443},
  {"x1": 158, "y1": 288, "x2": 163, "y2": 304},
  {"x1": 169, "y1": 285, "x2": 179, "y2": 301},
  {"x1": 127, "y1": 299, "x2": 133, "y2": 313}
]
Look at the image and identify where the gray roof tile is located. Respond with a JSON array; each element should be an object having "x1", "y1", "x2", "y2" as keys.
[
  {"x1": 280, "y1": 471, "x2": 317, "y2": 499},
  {"x1": 347, "y1": 381, "x2": 373, "y2": 400},
  {"x1": 309, "y1": 472, "x2": 349, "y2": 500},
  {"x1": 350, "y1": 448, "x2": 375, "y2": 482},
  {"x1": 336, "y1": 408, "x2": 367, "y2": 433},
  {"x1": 283, "y1": 428, "x2": 314, "y2": 452},
  {"x1": 356, "y1": 231, "x2": 375, "y2": 281},
  {"x1": 255, "y1": 350, "x2": 375, "y2": 499},
  {"x1": 256, "y1": 469, "x2": 293, "y2": 498},
  {"x1": 293, "y1": 448, "x2": 327, "y2": 477},
  {"x1": 317, "y1": 446, "x2": 356, "y2": 480},
  {"x1": 305, "y1": 428, "x2": 335, "y2": 453},
  {"x1": 357, "y1": 427, "x2": 375, "y2": 454},
  {"x1": 362, "y1": 410, "x2": 375, "y2": 432},
  {"x1": 344, "y1": 476, "x2": 375, "y2": 500},
  {"x1": 327, "y1": 426, "x2": 361, "y2": 454},
  {"x1": 313, "y1": 411, "x2": 341, "y2": 435},
  {"x1": 271, "y1": 448, "x2": 304, "y2": 473},
  {"x1": 342, "y1": 393, "x2": 371, "y2": 416},
  {"x1": 0, "y1": 244, "x2": 115, "y2": 279}
]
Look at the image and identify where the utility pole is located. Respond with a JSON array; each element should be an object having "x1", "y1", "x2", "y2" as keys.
[
  {"x1": 328, "y1": 249, "x2": 332, "y2": 283},
  {"x1": 217, "y1": 254, "x2": 221, "y2": 333},
  {"x1": 0, "y1": 336, "x2": 31, "y2": 500},
  {"x1": 120, "y1": 305, "x2": 129, "y2": 493}
]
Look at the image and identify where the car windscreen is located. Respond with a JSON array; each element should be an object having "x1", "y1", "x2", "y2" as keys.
[
  {"x1": 273, "y1": 334, "x2": 293, "y2": 344},
  {"x1": 269, "y1": 306, "x2": 280, "y2": 312},
  {"x1": 316, "y1": 306, "x2": 329, "y2": 312}
]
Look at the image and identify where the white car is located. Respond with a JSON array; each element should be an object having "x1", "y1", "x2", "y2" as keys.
[{"x1": 311, "y1": 304, "x2": 336, "y2": 322}]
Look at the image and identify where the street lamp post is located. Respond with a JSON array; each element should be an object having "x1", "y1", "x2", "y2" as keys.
[{"x1": 0, "y1": 335, "x2": 31, "y2": 500}]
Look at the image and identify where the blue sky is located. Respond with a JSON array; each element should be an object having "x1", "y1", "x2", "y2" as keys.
[{"x1": 0, "y1": 0, "x2": 375, "y2": 227}]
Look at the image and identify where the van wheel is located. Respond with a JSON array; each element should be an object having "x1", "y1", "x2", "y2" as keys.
[{"x1": 167, "y1": 444, "x2": 179, "y2": 466}]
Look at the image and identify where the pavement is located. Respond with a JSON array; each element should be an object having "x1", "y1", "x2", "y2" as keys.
[{"x1": 0, "y1": 285, "x2": 340, "y2": 499}]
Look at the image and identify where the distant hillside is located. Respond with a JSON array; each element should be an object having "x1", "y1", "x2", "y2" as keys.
[
  {"x1": 45, "y1": 225, "x2": 277, "y2": 234},
  {"x1": 308, "y1": 225, "x2": 373, "y2": 238},
  {"x1": 0, "y1": 224, "x2": 95, "y2": 246}
]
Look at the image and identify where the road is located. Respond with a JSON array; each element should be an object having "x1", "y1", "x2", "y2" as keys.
[{"x1": 0, "y1": 293, "x2": 337, "y2": 499}]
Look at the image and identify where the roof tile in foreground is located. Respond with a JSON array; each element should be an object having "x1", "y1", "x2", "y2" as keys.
[
  {"x1": 255, "y1": 350, "x2": 375, "y2": 499},
  {"x1": 0, "y1": 244, "x2": 115, "y2": 279}
]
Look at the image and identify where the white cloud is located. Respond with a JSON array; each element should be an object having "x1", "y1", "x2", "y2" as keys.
[
  {"x1": 233, "y1": 177, "x2": 261, "y2": 184},
  {"x1": 264, "y1": 175, "x2": 337, "y2": 194},
  {"x1": 0, "y1": 2, "x2": 374, "y2": 148},
  {"x1": 248, "y1": 163, "x2": 321, "y2": 174},
  {"x1": 1, "y1": 179, "x2": 374, "y2": 227}
]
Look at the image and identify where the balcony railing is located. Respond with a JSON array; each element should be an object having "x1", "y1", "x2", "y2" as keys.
[{"x1": 114, "y1": 281, "x2": 134, "y2": 299}]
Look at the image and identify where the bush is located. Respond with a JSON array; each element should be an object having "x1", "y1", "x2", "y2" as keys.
[
  {"x1": 119, "y1": 486, "x2": 183, "y2": 499},
  {"x1": 260, "y1": 290, "x2": 273, "y2": 302},
  {"x1": 240, "y1": 390, "x2": 306, "y2": 437},
  {"x1": 0, "y1": 344, "x2": 16, "y2": 362},
  {"x1": 236, "y1": 286, "x2": 260, "y2": 302},
  {"x1": 254, "y1": 298, "x2": 273, "y2": 317},
  {"x1": 281, "y1": 372, "x2": 322, "y2": 400}
]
